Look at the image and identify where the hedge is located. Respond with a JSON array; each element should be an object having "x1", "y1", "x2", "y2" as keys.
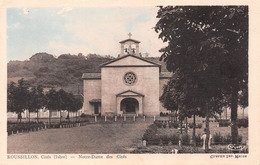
[{"x1": 213, "y1": 132, "x2": 243, "y2": 145}]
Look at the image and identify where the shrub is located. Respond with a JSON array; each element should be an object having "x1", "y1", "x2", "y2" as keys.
[
  {"x1": 160, "y1": 135, "x2": 170, "y2": 145},
  {"x1": 170, "y1": 134, "x2": 179, "y2": 145},
  {"x1": 80, "y1": 113, "x2": 92, "y2": 118},
  {"x1": 213, "y1": 132, "x2": 243, "y2": 145},
  {"x1": 7, "y1": 122, "x2": 46, "y2": 135},
  {"x1": 154, "y1": 120, "x2": 163, "y2": 128},
  {"x1": 148, "y1": 124, "x2": 158, "y2": 131},
  {"x1": 162, "y1": 123, "x2": 167, "y2": 128},
  {"x1": 159, "y1": 112, "x2": 170, "y2": 117},
  {"x1": 213, "y1": 132, "x2": 224, "y2": 145},
  {"x1": 182, "y1": 134, "x2": 190, "y2": 145},
  {"x1": 237, "y1": 119, "x2": 248, "y2": 128},
  {"x1": 197, "y1": 123, "x2": 202, "y2": 129},
  {"x1": 169, "y1": 122, "x2": 179, "y2": 129},
  {"x1": 195, "y1": 134, "x2": 203, "y2": 146},
  {"x1": 238, "y1": 135, "x2": 243, "y2": 143},
  {"x1": 188, "y1": 123, "x2": 202, "y2": 129},
  {"x1": 223, "y1": 134, "x2": 232, "y2": 144},
  {"x1": 50, "y1": 123, "x2": 60, "y2": 128},
  {"x1": 224, "y1": 134, "x2": 243, "y2": 144},
  {"x1": 142, "y1": 124, "x2": 158, "y2": 145},
  {"x1": 218, "y1": 119, "x2": 230, "y2": 127},
  {"x1": 149, "y1": 135, "x2": 161, "y2": 145}
]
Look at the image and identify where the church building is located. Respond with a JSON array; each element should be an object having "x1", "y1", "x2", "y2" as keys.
[{"x1": 82, "y1": 34, "x2": 171, "y2": 116}]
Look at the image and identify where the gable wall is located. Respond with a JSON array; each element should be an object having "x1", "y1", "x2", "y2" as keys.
[
  {"x1": 101, "y1": 66, "x2": 160, "y2": 116},
  {"x1": 83, "y1": 79, "x2": 101, "y2": 115}
]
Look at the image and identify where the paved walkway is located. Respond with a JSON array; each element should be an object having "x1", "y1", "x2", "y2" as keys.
[{"x1": 8, "y1": 122, "x2": 152, "y2": 154}]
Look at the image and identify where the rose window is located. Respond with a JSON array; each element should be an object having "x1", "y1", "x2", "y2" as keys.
[{"x1": 124, "y1": 72, "x2": 137, "y2": 85}]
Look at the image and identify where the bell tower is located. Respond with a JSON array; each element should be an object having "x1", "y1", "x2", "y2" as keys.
[{"x1": 119, "y1": 33, "x2": 140, "y2": 57}]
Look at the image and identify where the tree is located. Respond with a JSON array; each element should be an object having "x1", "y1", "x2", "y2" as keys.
[
  {"x1": 56, "y1": 89, "x2": 68, "y2": 123},
  {"x1": 65, "y1": 93, "x2": 83, "y2": 120},
  {"x1": 160, "y1": 70, "x2": 223, "y2": 149},
  {"x1": 27, "y1": 86, "x2": 46, "y2": 123},
  {"x1": 46, "y1": 88, "x2": 82, "y2": 124},
  {"x1": 7, "y1": 79, "x2": 30, "y2": 122},
  {"x1": 7, "y1": 82, "x2": 17, "y2": 114},
  {"x1": 45, "y1": 88, "x2": 58, "y2": 125},
  {"x1": 155, "y1": 6, "x2": 248, "y2": 146}
]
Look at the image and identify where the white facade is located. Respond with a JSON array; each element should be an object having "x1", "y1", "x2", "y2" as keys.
[{"x1": 82, "y1": 37, "x2": 171, "y2": 116}]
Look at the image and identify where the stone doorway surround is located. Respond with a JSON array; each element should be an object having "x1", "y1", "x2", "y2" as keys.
[
  {"x1": 116, "y1": 90, "x2": 144, "y2": 116},
  {"x1": 121, "y1": 98, "x2": 138, "y2": 114}
]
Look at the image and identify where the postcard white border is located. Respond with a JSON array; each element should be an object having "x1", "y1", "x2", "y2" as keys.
[{"x1": 1, "y1": 1, "x2": 259, "y2": 165}]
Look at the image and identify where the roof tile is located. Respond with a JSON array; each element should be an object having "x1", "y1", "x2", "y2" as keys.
[{"x1": 82, "y1": 73, "x2": 101, "y2": 79}]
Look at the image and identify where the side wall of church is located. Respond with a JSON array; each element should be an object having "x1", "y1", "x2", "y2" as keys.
[
  {"x1": 159, "y1": 78, "x2": 170, "y2": 113},
  {"x1": 83, "y1": 79, "x2": 101, "y2": 115},
  {"x1": 101, "y1": 66, "x2": 160, "y2": 116}
]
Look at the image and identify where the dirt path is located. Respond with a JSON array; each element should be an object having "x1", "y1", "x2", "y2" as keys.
[{"x1": 8, "y1": 122, "x2": 152, "y2": 154}]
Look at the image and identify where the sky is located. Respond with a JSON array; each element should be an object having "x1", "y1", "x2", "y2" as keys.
[{"x1": 7, "y1": 7, "x2": 166, "y2": 61}]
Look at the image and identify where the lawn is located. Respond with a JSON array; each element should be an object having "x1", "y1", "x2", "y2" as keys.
[
  {"x1": 133, "y1": 118, "x2": 248, "y2": 154},
  {"x1": 157, "y1": 123, "x2": 248, "y2": 144},
  {"x1": 156, "y1": 116, "x2": 248, "y2": 144}
]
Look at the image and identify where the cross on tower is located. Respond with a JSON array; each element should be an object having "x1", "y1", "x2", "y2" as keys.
[{"x1": 128, "y1": 32, "x2": 132, "y2": 39}]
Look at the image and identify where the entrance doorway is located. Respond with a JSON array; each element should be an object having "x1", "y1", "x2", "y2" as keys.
[
  {"x1": 120, "y1": 98, "x2": 139, "y2": 114},
  {"x1": 94, "y1": 103, "x2": 99, "y2": 114}
]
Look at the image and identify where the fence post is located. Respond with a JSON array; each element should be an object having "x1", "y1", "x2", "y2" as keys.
[
  {"x1": 115, "y1": 116, "x2": 117, "y2": 122},
  {"x1": 124, "y1": 116, "x2": 126, "y2": 121},
  {"x1": 95, "y1": 116, "x2": 97, "y2": 122},
  {"x1": 133, "y1": 116, "x2": 135, "y2": 122},
  {"x1": 105, "y1": 116, "x2": 107, "y2": 122},
  {"x1": 143, "y1": 116, "x2": 146, "y2": 121},
  {"x1": 154, "y1": 116, "x2": 156, "y2": 121}
]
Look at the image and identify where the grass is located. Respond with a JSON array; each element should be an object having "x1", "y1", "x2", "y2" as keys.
[
  {"x1": 134, "y1": 120, "x2": 248, "y2": 153},
  {"x1": 157, "y1": 121, "x2": 248, "y2": 144}
]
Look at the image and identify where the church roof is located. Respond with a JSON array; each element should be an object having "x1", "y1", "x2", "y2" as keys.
[
  {"x1": 89, "y1": 99, "x2": 101, "y2": 103},
  {"x1": 100, "y1": 54, "x2": 161, "y2": 67},
  {"x1": 116, "y1": 90, "x2": 144, "y2": 97},
  {"x1": 159, "y1": 72, "x2": 172, "y2": 79},
  {"x1": 119, "y1": 38, "x2": 140, "y2": 44},
  {"x1": 82, "y1": 73, "x2": 101, "y2": 79}
]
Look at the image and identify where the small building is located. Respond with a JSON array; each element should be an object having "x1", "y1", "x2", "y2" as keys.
[{"x1": 82, "y1": 34, "x2": 171, "y2": 116}]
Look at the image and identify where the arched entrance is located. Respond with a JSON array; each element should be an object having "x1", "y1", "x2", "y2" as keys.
[{"x1": 120, "y1": 98, "x2": 139, "y2": 114}]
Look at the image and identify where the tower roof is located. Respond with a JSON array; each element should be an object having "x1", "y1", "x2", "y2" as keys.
[
  {"x1": 119, "y1": 38, "x2": 140, "y2": 44},
  {"x1": 119, "y1": 32, "x2": 140, "y2": 43}
]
